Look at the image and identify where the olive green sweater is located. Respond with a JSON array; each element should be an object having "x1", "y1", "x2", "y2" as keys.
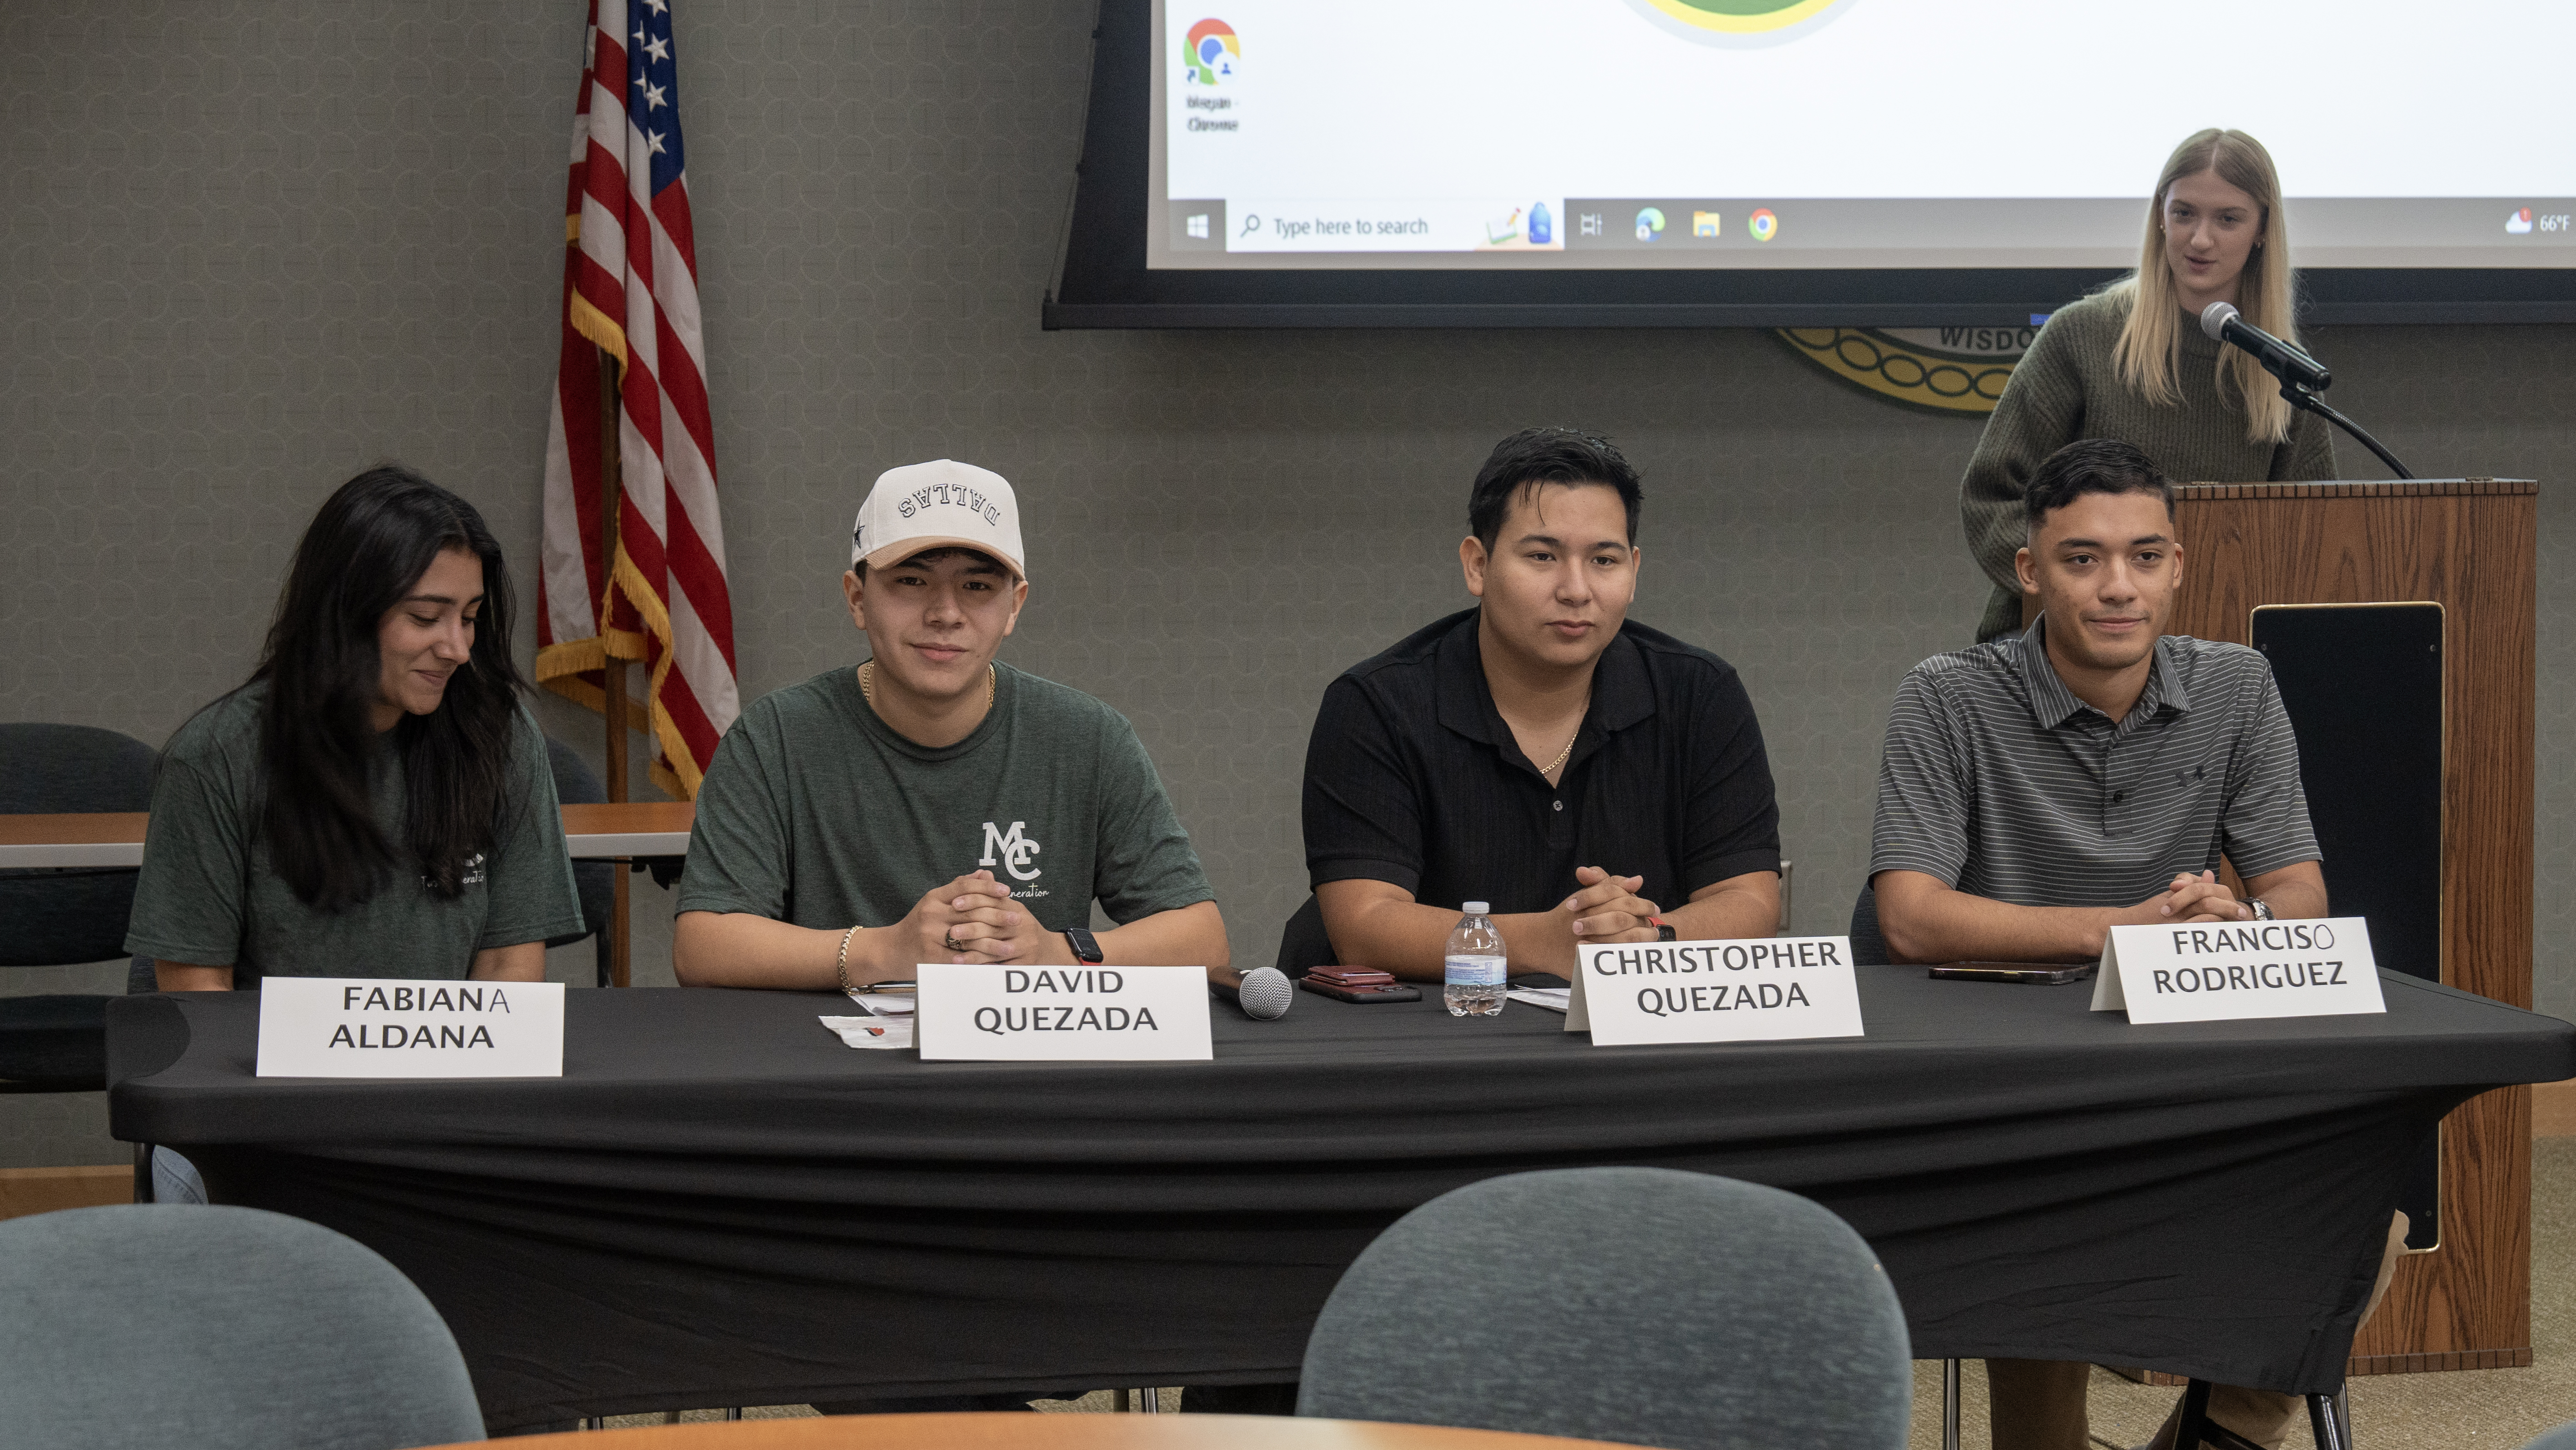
[{"x1": 1959, "y1": 288, "x2": 2336, "y2": 641}]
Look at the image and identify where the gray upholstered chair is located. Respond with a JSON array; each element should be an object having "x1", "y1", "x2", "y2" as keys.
[
  {"x1": 0, "y1": 1204, "x2": 485, "y2": 1450},
  {"x1": 0, "y1": 722, "x2": 158, "y2": 1090},
  {"x1": 2519, "y1": 1423, "x2": 2576, "y2": 1449},
  {"x1": 1297, "y1": 1166, "x2": 1912, "y2": 1450}
]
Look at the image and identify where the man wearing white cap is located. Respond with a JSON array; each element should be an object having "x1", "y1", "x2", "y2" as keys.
[{"x1": 673, "y1": 460, "x2": 1228, "y2": 994}]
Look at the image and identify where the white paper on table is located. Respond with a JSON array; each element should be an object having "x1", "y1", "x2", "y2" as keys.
[
  {"x1": 819, "y1": 1015, "x2": 916, "y2": 1050},
  {"x1": 1507, "y1": 987, "x2": 1571, "y2": 1013},
  {"x1": 845, "y1": 993, "x2": 916, "y2": 1016}
]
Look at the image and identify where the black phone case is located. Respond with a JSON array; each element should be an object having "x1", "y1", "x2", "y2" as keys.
[{"x1": 1928, "y1": 963, "x2": 2097, "y2": 984}]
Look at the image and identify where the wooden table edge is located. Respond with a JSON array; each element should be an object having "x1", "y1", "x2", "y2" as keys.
[
  {"x1": 0, "y1": 804, "x2": 694, "y2": 864},
  {"x1": 422, "y1": 1414, "x2": 1637, "y2": 1450}
]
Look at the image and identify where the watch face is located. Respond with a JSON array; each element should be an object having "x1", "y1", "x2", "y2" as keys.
[{"x1": 1065, "y1": 928, "x2": 1103, "y2": 963}]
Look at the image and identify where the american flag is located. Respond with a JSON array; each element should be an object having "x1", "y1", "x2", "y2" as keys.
[{"x1": 536, "y1": 0, "x2": 738, "y2": 798}]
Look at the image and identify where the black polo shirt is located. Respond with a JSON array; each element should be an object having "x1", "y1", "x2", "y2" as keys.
[{"x1": 1302, "y1": 607, "x2": 1781, "y2": 918}]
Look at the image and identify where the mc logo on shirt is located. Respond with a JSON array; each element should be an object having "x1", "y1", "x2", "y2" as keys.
[{"x1": 980, "y1": 821, "x2": 1043, "y2": 882}]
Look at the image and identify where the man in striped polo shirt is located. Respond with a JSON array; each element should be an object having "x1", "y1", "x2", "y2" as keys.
[{"x1": 1869, "y1": 438, "x2": 2397, "y2": 1450}]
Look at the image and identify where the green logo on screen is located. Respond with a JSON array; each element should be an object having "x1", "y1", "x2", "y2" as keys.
[{"x1": 1627, "y1": 0, "x2": 1856, "y2": 43}]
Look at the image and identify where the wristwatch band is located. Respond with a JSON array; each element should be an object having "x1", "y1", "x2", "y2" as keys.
[
  {"x1": 2246, "y1": 898, "x2": 2275, "y2": 922},
  {"x1": 1064, "y1": 927, "x2": 1104, "y2": 964}
]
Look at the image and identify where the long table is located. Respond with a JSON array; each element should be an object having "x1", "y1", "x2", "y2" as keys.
[{"x1": 105, "y1": 971, "x2": 2573, "y2": 1430}]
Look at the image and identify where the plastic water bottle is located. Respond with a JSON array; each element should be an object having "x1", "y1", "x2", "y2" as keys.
[{"x1": 1444, "y1": 902, "x2": 1507, "y2": 1017}]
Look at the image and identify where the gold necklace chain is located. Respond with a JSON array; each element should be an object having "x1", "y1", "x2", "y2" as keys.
[
  {"x1": 1539, "y1": 696, "x2": 1589, "y2": 777},
  {"x1": 860, "y1": 659, "x2": 995, "y2": 714}
]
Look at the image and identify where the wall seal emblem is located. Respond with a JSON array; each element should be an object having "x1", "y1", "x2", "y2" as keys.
[{"x1": 1775, "y1": 325, "x2": 2036, "y2": 416}]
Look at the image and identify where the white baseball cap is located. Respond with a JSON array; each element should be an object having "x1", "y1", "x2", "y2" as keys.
[{"x1": 849, "y1": 460, "x2": 1027, "y2": 581}]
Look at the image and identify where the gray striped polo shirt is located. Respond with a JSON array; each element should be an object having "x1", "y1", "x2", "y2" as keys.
[{"x1": 1869, "y1": 622, "x2": 2319, "y2": 908}]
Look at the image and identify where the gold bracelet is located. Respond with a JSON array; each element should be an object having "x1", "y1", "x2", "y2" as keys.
[{"x1": 836, "y1": 925, "x2": 863, "y2": 996}]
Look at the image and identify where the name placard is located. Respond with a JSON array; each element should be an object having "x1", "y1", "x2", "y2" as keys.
[
  {"x1": 914, "y1": 963, "x2": 1213, "y2": 1061},
  {"x1": 2090, "y1": 917, "x2": 2386, "y2": 1024},
  {"x1": 1569, "y1": 937, "x2": 1865, "y2": 1046},
  {"x1": 256, "y1": 978, "x2": 565, "y2": 1079}
]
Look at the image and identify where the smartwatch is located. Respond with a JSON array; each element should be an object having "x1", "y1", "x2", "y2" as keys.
[
  {"x1": 1651, "y1": 917, "x2": 1678, "y2": 943},
  {"x1": 2246, "y1": 898, "x2": 2275, "y2": 922},
  {"x1": 1064, "y1": 927, "x2": 1104, "y2": 964}
]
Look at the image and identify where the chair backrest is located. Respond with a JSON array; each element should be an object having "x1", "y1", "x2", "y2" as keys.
[
  {"x1": 545, "y1": 736, "x2": 607, "y2": 806},
  {"x1": 1275, "y1": 893, "x2": 1333, "y2": 978},
  {"x1": 1848, "y1": 883, "x2": 1892, "y2": 966},
  {"x1": 0, "y1": 723, "x2": 159, "y2": 967},
  {"x1": 0, "y1": 1204, "x2": 485, "y2": 1450},
  {"x1": 1298, "y1": 1167, "x2": 1912, "y2": 1450},
  {"x1": 2520, "y1": 1425, "x2": 2576, "y2": 1450},
  {"x1": 543, "y1": 738, "x2": 613, "y2": 951}
]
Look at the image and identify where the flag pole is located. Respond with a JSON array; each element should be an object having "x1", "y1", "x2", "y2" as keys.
[{"x1": 597, "y1": 346, "x2": 633, "y2": 989}]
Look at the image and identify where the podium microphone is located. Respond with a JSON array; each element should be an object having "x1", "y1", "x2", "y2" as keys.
[
  {"x1": 2198, "y1": 301, "x2": 2414, "y2": 480},
  {"x1": 2199, "y1": 301, "x2": 2330, "y2": 392},
  {"x1": 1209, "y1": 965, "x2": 1293, "y2": 1020}
]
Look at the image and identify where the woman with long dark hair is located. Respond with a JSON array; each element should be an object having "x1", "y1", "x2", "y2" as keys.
[{"x1": 127, "y1": 466, "x2": 583, "y2": 990}]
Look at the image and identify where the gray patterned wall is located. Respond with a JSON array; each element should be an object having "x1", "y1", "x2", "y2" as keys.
[{"x1": 4, "y1": 0, "x2": 2573, "y2": 1167}]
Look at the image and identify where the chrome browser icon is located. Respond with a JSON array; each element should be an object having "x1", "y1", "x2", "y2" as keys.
[
  {"x1": 1184, "y1": 19, "x2": 1239, "y2": 85},
  {"x1": 1627, "y1": 0, "x2": 1857, "y2": 45}
]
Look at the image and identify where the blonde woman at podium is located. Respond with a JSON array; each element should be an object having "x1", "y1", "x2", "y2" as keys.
[{"x1": 1959, "y1": 128, "x2": 2337, "y2": 642}]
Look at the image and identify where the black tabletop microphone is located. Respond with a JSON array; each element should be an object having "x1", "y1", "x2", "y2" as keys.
[
  {"x1": 1208, "y1": 965, "x2": 1293, "y2": 1020},
  {"x1": 2200, "y1": 301, "x2": 2330, "y2": 393}
]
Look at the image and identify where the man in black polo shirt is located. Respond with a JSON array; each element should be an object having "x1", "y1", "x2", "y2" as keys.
[{"x1": 1301, "y1": 427, "x2": 1782, "y2": 978}]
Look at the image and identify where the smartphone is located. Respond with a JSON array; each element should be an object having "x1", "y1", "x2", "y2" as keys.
[
  {"x1": 1929, "y1": 961, "x2": 2097, "y2": 985},
  {"x1": 1307, "y1": 968, "x2": 1395, "y2": 987},
  {"x1": 1299, "y1": 974, "x2": 1423, "y2": 1003}
]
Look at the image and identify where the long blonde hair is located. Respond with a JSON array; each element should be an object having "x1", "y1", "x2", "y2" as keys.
[{"x1": 2107, "y1": 128, "x2": 2296, "y2": 446}]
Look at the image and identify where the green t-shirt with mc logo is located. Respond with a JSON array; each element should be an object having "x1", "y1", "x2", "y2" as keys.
[{"x1": 677, "y1": 662, "x2": 1216, "y2": 937}]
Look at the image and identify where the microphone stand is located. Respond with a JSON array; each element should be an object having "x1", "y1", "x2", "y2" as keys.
[{"x1": 2280, "y1": 380, "x2": 2415, "y2": 481}]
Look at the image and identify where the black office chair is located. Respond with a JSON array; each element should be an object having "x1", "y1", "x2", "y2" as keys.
[
  {"x1": 544, "y1": 738, "x2": 619, "y2": 988},
  {"x1": 0, "y1": 723, "x2": 158, "y2": 1092},
  {"x1": 1275, "y1": 894, "x2": 1334, "y2": 978},
  {"x1": 1847, "y1": 882, "x2": 1891, "y2": 966}
]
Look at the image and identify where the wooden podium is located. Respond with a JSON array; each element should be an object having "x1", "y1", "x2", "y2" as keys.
[{"x1": 2167, "y1": 478, "x2": 2540, "y2": 1376}]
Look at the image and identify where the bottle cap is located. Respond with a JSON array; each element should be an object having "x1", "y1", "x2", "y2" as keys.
[{"x1": 1463, "y1": 901, "x2": 1490, "y2": 914}]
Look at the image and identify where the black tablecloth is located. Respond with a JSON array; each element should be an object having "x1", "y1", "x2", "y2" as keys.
[{"x1": 105, "y1": 971, "x2": 2574, "y2": 1428}]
